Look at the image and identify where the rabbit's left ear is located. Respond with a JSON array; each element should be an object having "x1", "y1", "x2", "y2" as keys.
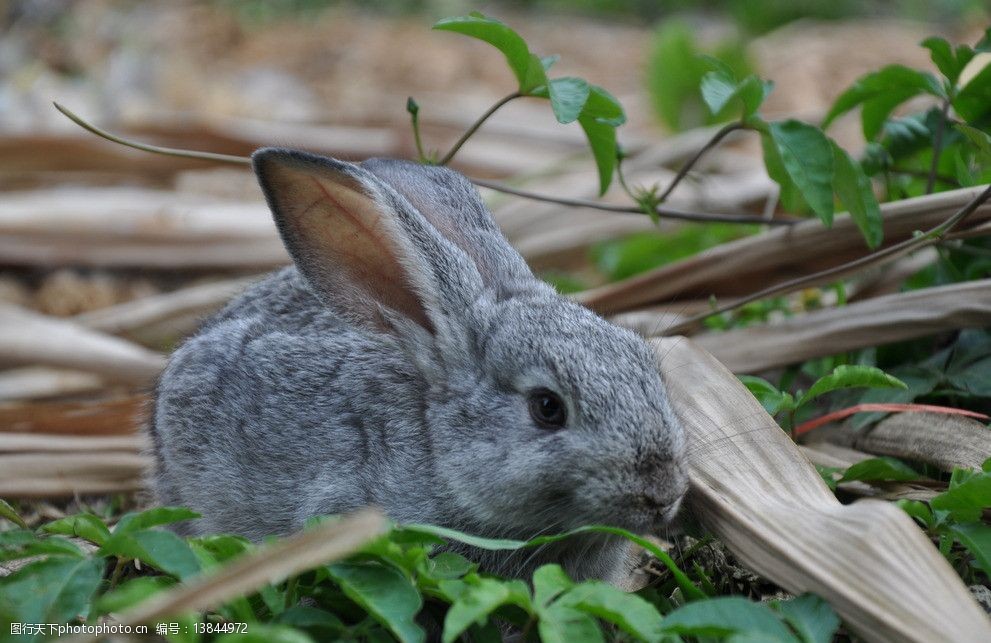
[{"x1": 252, "y1": 148, "x2": 483, "y2": 337}]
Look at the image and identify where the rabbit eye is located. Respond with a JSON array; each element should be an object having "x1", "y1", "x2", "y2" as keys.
[{"x1": 528, "y1": 388, "x2": 567, "y2": 429}]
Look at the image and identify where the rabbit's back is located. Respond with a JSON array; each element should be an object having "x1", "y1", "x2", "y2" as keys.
[{"x1": 151, "y1": 267, "x2": 431, "y2": 538}]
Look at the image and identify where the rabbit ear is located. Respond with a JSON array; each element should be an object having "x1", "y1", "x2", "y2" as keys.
[
  {"x1": 252, "y1": 148, "x2": 483, "y2": 335},
  {"x1": 360, "y1": 158, "x2": 542, "y2": 301}
]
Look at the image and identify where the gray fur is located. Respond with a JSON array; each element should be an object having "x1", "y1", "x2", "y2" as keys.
[{"x1": 151, "y1": 148, "x2": 687, "y2": 582}]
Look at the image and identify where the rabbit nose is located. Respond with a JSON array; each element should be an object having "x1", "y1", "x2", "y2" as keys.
[{"x1": 635, "y1": 449, "x2": 683, "y2": 476}]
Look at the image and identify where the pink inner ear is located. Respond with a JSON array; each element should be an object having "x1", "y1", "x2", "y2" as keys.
[{"x1": 277, "y1": 168, "x2": 433, "y2": 331}]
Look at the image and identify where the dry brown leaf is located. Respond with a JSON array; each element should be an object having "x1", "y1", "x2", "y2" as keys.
[
  {"x1": 835, "y1": 412, "x2": 991, "y2": 472},
  {"x1": 690, "y1": 279, "x2": 991, "y2": 373},
  {"x1": 0, "y1": 395, "x2": 146, "y2": 434},
  {"x1": 0, "y1": 367, "x2": 104, "y2": 402},
  {"x1": 73, "y1": 276, "x2": 258, "y2": 345},
  {"x1": 0, "y1": 187, "x2": 287, "y2": 268},
  {"x1": 579, "y1": 185, "x2": 991, "y2": 314},
  {"x1": 0, "y1": 305, "x2": 165, "y2": 384},
  {"x1": 657, "y1": 337, "x2": 991, "y2": 642}
]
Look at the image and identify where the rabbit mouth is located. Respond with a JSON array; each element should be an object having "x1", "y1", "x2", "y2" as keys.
[{"x1": 621, "y1": 493, "x2": 685, "y2": 534}]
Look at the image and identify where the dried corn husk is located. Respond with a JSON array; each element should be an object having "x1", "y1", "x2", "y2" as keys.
[{"x1": 657, "y1": 336, "x2": 991, "y2": 642}]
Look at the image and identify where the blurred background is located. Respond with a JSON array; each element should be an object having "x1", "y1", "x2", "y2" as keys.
[{"x1": 1, "y1": 0, "x2": 988, "y2": 308}]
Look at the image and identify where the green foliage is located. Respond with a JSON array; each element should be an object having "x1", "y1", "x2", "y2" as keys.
[
  {"x1": 646, "y1": 21, "x2": 754, "y2": 131},
  {"x1": 758, "y1": 119, "x2": 837, "y2": 224},
  {"x1": 0, "y1": 500, "x2": 26, "y2": 529},
  {"x1": 839, "y1": 457, "x2": 921, "y2": 483},
  {"x1": 826, "y1": 29, "x2": 991, "y2": 203},
  {"x1": 682, "y1": 59, "x2": 889, "y2": 247},
  {"x1": 773, "y1": 592, "x2": 841, "y2": 643},
  {"x1": 327, "y1": 561, "x2": 424, "y2": 642},
  {"x1": 896, "y1": 459, "x2": 991, "y2": 584},
  {"x1": 434, "y1": 14, "x2": 546, "y2": 93},
  {"x1": 739, "y1": 365, "x2": 906, "y2": 432},
  {"x1": 0, "y1": 507, "x2": 845, "y2": 642},
  {"x1": 699, "y1": 57, "x2": 773, "y2": 122},
  {"x1": 661, "y1": 596, "x2": 808, "y2": 640},
  {"x1": 845, "y1": 329, "x2": 991, "y2": 430},
  {"x1": 591, "y1": 224, "x2": 758, "y2": 281},
  {"x1": 433, "y1": 13, "x2": 625, "y2": 194},
  {"x1": 796, "y1": 365, "x2": 906, "y2": 407},
  {"x1": 831, "y1": 141, "x2": 883, "y2": 248},
  {"x1": 822, "y1": 65, "x2": 945, "y2": 140}
]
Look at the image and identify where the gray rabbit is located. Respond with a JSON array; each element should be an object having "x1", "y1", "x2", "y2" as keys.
[{"x1": 150, "y1": 148, "x2": 687, "y2": 582}]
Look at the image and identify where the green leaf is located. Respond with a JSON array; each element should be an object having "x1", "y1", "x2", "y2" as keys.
[
  {"x1": 112, "y1": 507, "x2": 200, "y2": 536},
  {"x1": 773, "y1": 594, "x2": 840, "y2": 643},
  {"x1": 100, "y1": 529, "x2": 202, "y2": 580},
  {"x1": 839, "y1": 457, "x2": 920, "y2": 483},
  {"x1": 327, "y1": 560, "x2": 424, "y2": 643},
  {"x1": 401, "y1": 524, "x2": 526, "y2": 551},
  {"x1": 188, "y1": 533, "x2": 252, "y2": 567},
  {"x1": 433, "y1": 14, "x2": 544, "y2": 93},
  {"x1": 0, "y1": 530, "x2": 84, "y2": 562},
  {"x1": 546, "y1": 77, "x2": 590, "y2": 124},
  {"x1": 896, "y1": 499, "x2": 935, "y2": 529},
  {"x1": 581, "y1": 85, "x2": 626, "y2": 194},
  {"x1": 922, "y1": 37, "x2": 956, "y2": 80},
  {"x1": 953, "y1": 57, "x2": 991, "y2": 122},
  {"x1": 645, "y1": 22, "x2": 753, "y2": 131},
  {"x1": 949, "y1": 522, "x2": 991, "y2": 579},
  {"x1": 738, "y1": 375, "x2": 792, "y2": 416},
  {"x1": 0, "y1": 499, "x2": 27, "y2": 528},
  {"x1": 579, "y1": 116, "x2": 617, "y2": 196},
  {"x1": 701, "y1": 71, "x2": 772, "y2": 120},
  {"x1": 931, "y1": 472, "x2": 991, "y2": 522},
  {"x1": 822, "y1": 65, "x2": 944, "y2": 139},
  {"x1": 533, "y1": 564, "x2": 574, "y2": 607},
  {"x1": 275, "y1": 605, "x2": 347, "y2": 639},
  {"x1": 922, "y1": 37, "x2": 975, "y2": 86},
  {"x1": 661, "y1": 597, "x2": 795, "y2": 640},
  {"x1": 531, "y1": 82, "x2": 623, "y2": 194},
  {"x1": 442, "y1": 577, "x2": 513, "y2": 643},
  {"x1": 404, "y1": 522, "x2": 704, "y2": 602},
  {"x1": 558, "y1": 581, "x2": 665, "y2": 642},
  {"x1": 40, "y1": 513, "x2": 111, "y2": 546},
  {"x1": 763, "y1": 120, "x2": 835, "y2": 224},
  {"x1": 797, "y1": 365, "x2": 907, "y2": 407},
  {"x1": 592, "y1": 225, "x2": 756, "y2": 281},
  {"x1": 425, "y1": 552, "x2": 474, "y2": 580},
  {"x1": 538, "y1": 604, "x2": 605, "y2": 643},
  {"x1": 831, "y1": 142, "x2": 882, "y2": 248},
  {"x1": 216, "y1": 624, "x2": 315, "y2": 643},
  {"x1": 760, "y1": 128, "x2": 805, "y2": 213},
  {"x1": 581, "y1": 85, "x2": 626, "y2": 127},
  {"x1": 94, "y1": 576, "x2": 177, "y2": 614},
  {"x1": 646, "y1": 21, "x2": 706, "y2": 131},
  {"x1": 0, "y1": 556, "x2": 103, "y2": 626},
  {"x1": 957, "y1": 123, "x2": 991, "y2": 163},
  {"x1": 699, "y1": 70, "x2": 738, "y2": 117}
]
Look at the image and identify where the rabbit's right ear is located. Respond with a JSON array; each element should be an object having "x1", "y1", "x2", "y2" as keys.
[{"x1": 252, "y1": 148, "x2": 483, "y2": 337}]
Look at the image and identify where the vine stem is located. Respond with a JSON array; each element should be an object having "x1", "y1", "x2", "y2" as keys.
[
  {"x1": 55, "y1": 103, "x2": 787, "y2": 226},
  {"x1": 53, "y1": 102, "x2": 251, "y2": 166},
  {"x1": 437, "y1": 91, "x2": 522, "y2": 166},
  {"x1": 664, "y1": 182, "x2": 991, "y2": 335},
  {"x1": 925, "y1": 98, "x2": 953, "y2": 195},
  {"x1": 656, "y1": 121, "x2": 747, "y2": 203},
  {"x1": 472, "y1": 177, "x2": 796, "y2": 225}
]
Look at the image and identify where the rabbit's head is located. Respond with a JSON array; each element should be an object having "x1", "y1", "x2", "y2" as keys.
[{"x1": 253, "y1": 149, "x2": 687, "y2": 538}]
